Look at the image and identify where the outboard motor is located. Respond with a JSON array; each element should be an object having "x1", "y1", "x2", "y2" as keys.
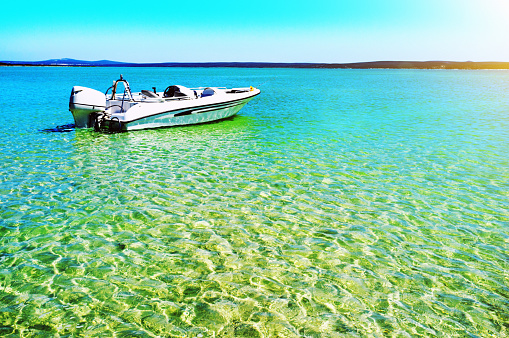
[{"x1": 69, "y1": 86, "x2": 106, "y2": 128}]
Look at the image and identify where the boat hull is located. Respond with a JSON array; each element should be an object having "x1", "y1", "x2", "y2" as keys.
[
  {"x1": 123, "y1": 98, "x2": 252, "y2": 131},
  {"x1": 103, "y1": 88, "x2": 260, "y2": 132}
]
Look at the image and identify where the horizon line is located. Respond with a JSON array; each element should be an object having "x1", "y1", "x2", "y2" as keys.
[{"x1": 2, "y1": 59, "x2": 509, "y2": 70}]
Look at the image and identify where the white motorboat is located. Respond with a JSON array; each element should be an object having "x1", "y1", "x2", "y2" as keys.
[{"x1": 69, "y1": 75, "x2": 260, "y2": 132}]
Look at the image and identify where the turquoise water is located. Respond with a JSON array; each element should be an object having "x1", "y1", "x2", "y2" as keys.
[{"x1": 0, "y1": 67, "x2": 508, "y2": 337}]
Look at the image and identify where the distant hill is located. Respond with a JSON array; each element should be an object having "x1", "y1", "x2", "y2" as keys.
[
  {"x1": 1, "y1": 59, "x2": 509, "y2": 69},
  {"x1": 0, "y1": 58, "x2": 128, "y2": 66},
  {"x1": 0, "y1": 58, "x2": 126, "y2": 67}
]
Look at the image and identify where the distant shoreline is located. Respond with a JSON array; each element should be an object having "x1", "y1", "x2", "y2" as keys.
[{"x1": 1, "y1": 60, "x2": 509, "y2": 69}]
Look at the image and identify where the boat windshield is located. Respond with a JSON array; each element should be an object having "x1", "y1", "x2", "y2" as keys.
[{"x1": 163, "y1": 85, "x2": 195, "y2": 98}]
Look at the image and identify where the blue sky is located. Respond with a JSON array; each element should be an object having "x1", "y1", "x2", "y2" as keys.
[{"x1": 1, "y1": 0, "x2": 508, "y2": 62}]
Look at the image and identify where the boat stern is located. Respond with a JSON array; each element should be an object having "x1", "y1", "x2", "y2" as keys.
[{"x1": 69, "y1": 86, "x2": 106, "y2": 128}]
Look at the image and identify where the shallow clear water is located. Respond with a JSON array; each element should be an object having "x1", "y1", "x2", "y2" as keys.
[{"x1": 0, "y1": 67, "x2": 508, "y2": 337}]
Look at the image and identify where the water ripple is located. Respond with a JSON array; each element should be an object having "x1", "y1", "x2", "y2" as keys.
[{"x1": 1, "y1": 68, "x2": 509, "y2": 336}]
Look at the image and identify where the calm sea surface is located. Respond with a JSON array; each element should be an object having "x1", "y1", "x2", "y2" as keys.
[{"x1": 0, "y1": 67, "x2": 508, "y2": 337}]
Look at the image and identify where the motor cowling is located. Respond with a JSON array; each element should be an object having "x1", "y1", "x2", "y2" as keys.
[{"x1": 69, "y1": 86, "x2": 106, "y2": 128}]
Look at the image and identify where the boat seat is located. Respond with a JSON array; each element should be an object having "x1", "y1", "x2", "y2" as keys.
[
  {"x1": 141, "y1": 90, "x2": 159, "y2": 98},
  {"x1": 201, "y1": 88, "x2": 215, "y2": 97}
]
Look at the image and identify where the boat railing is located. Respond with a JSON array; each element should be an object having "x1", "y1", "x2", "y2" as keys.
[
  {"x1": 126, "y1": 95, "x2": 194, "y2": 103},
  {"x1": 106, "y1": 75, "x2": 134, "y2": 102}
]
